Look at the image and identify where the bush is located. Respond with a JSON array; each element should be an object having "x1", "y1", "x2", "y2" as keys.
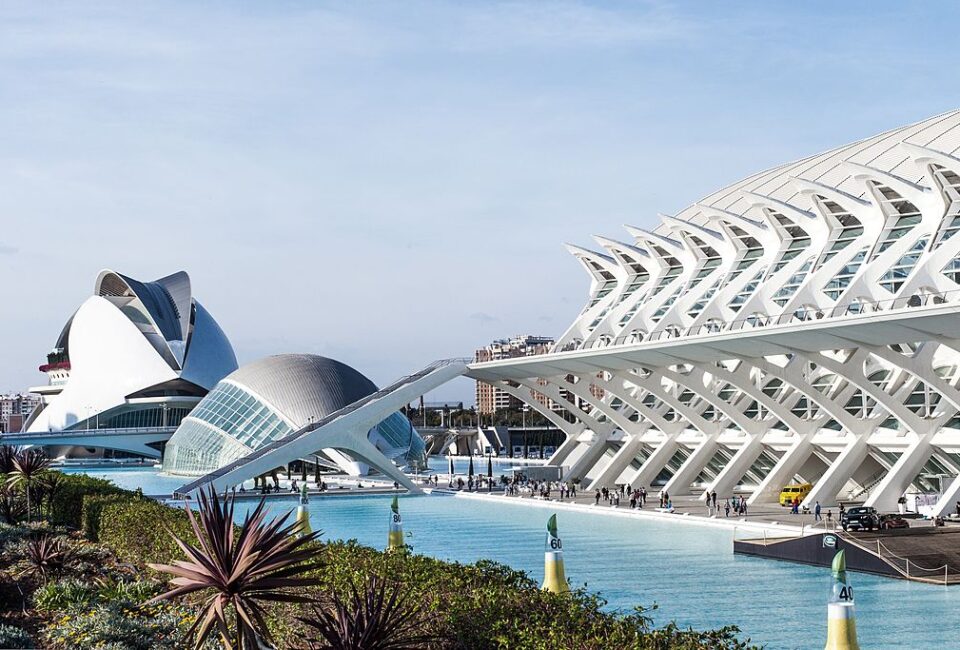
[
  {"x1": 0, "y1": 523, "x2": 30, "y2": 551},
  {"x1": 42, "y1": 599, "x2": 200, "y2": 650},
  {"x1": 0, "y1": 624, "x2": 34, "y2": 649},
  {"x1": 34, "y1": 578, "x2": 98, "y2": 612},
  {"x1": 49, "y1": 473, "x2": 127, "y2": 529},
  {"x1": 82, "y1": 495, "x2": 193, "y2": 566},
  {"x1": 35, "y1": 576, "x2": 164, "y2": 614}
]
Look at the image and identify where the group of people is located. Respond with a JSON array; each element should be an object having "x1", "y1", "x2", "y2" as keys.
[
  {"x1": 693, "y1": 491, "x2": 749, "y2": 518},
  {"x1": 501, "y1": 478, "x2": 577, "y2": 500},
  {"x1": 240, "y1": 474, "x2": 328, "y2": 495},
  {"x1": 592, "y1": 484, "x2": 651, "y2": 510}
]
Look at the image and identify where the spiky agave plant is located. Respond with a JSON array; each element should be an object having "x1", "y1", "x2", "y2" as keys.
[
  {"x1": 0, "y1": 444, "x2": 19, "y2": 474},
  {"x1": 6, "y1": 448, "x2": 49, "y2": 522},
  {"x1": 21, "y1": 533, "x2": 76, "y2": 583},
  {"x1": 148, "y1": 487, "x2": 323, "y2": 650},
  {"x1": 299, "y1": 575, "x2": 438, "y2": 650},
  {"x1": 0, "y1": 483, "x2": 26, "y2": 524}
]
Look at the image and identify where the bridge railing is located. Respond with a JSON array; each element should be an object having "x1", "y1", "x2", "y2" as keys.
[{"x1": 0, "y1": 426, "x2": 176, "y2": 439}]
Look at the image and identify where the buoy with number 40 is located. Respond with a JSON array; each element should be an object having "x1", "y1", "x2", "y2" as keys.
[
  {"x1": 387, "y1": 495, "x2": 404, "y2": 550},
  {"x1": 542, "y1": 514, "x2": 569, "y2": 593},
  {"x1": 824, "y1": 549, "x2": 860, "y2": 650}
]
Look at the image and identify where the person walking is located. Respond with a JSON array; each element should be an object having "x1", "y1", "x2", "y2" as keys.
[
  {"x1": 814, "y1": 501, "x2": 822, "y2": 522},
  {"x1": 595, "y1": 490, "x2": 601, "y2": 506},
  {"x1": 724, "y1": 499, "x2": 730, "y2": 517},
  {"x1": 826, "y1": 510, "x2": 833, "y2": 529},
  {"x1": 711, "y1": 491, "x2": 717, "y2": 510}
]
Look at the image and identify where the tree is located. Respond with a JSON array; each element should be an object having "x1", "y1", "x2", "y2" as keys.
[{"x1": 7, "y1": 449, "x2": 49, "y2": 522}]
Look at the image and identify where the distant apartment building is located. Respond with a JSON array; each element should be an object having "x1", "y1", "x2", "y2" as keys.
[
  {"x1": 475, "y1": 335, "x2": 557, "y2": 414},
  {"x1": 0, "y1": 393, "x2": 41, "y2": 433}
]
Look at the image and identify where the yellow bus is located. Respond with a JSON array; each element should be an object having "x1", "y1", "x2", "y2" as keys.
[{"x1": 779, "y1": 483, "x2": 812, "y2": 507}]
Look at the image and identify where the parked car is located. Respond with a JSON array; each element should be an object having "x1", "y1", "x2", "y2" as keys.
[
  {"x1": 878, "y1": 513, "x2": 909, "y2": 530},
  {"x1": 841, "y1": 506, "x2": 880, "y2": 531}
]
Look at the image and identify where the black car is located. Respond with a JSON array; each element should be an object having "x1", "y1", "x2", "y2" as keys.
[{"x1": 841, "y1": 506, "x2": 880, "y2": 531}]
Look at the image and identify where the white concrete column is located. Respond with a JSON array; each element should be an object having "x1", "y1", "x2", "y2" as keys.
[
  {"x1": 662, "y1": 434, "x2": 719, "y2": 496},
  {"x1": 802, "y1": 437, "x2": 870, "y2": 508},
  {"x1": 864, "y1": 435, "x2": 933, "y2": 512},
  {"x1": 930, "y1": 470, "x2": 960, "y2": 517},
  {"x1": 704, "y1": 434, "x2": 764, "y2": 501},
  {"x1": 586, "y1": 433, "x2": 646, "y2": 490},
  {"x1": 565, "y1": 431, "x2": 613, "y2": 483},
  {"x1": 748, "y1": 437, "x2": 813, "y2": 505},
  {"x1": 549, "y1": 428, "x2": 585, "y2": 466},
  {"x1": 625, "y1": 433, "x2": 680, "y2": 489}
]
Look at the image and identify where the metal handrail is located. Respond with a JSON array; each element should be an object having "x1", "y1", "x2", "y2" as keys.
[
  {"x1": 174, "y1": 358, "x2": 469, "y2": 496},
  {"x1": 0, "y1": 426, "x2": 176, "y2": 439},
  {"x1": 557, "y1": 287, "x2": 960, "y2": 353}
]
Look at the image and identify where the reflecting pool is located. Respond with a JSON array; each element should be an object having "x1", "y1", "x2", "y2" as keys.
[{"x1": 69, "y1": 467, "x2": 956, "y2": 649}]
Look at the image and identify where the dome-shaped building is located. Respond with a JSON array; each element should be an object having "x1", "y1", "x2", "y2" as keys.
[
  {"x1": 162, "y1": 354, "x2": 427, "y2": 478},
  {"x1": 26, "y1": 270, "x2": 238, "y2": 443}
]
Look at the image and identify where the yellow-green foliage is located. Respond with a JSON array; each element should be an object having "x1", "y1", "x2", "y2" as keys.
[
  {"x1": 48, "y1": 473, "x2": 126, "y2": 529},
  {"x1": 83, "y1": 494, "x2": 194, "y2": 566}
]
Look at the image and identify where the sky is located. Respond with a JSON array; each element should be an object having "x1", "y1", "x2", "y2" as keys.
[{"x1": 2, "y1": 1, "x2": 960, "y2": 404}]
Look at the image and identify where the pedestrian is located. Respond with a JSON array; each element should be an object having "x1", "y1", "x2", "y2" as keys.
[
  {"x1": 814, "y1": 501, "x2": 822, "y2": 522},
  {"x1": 826, "y1": 510, "x2": 833, "y2": 529},
  {"x1": 705, "y1": 494, "x2": 712, "y2": 516},
  {"x1": 724, "y1": 499, "x2": 730, "y2": 517},
  {"x1": 595, "y1": 490, "x2": 601, "y2": 506},
  {"x1": 711, "y1": 491, "x2": 717, "y2": 509}
]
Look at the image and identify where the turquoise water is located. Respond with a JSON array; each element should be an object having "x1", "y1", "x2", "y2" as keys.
[{"x1": 66, "y1": 467, "x2": 957, "y2": 649}]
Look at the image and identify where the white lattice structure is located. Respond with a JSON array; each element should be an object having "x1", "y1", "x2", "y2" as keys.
[{"x1": 467, "y1": 110, "x2": 960, "y2": 515}]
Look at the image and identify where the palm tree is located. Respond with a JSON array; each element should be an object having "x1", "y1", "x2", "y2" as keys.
[
  {"x1": 299, "y1": 575, "x2": 437, "y2": 650},
  {"x1": 148, "y1": 487, "x2": 324, "y2": 649},
  {"x1": 7, "y1": 448, "x2": 49, "y2": 522}
]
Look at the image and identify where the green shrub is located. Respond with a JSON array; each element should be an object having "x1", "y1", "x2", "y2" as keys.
[
  {"x1": 42, "y1": 599, "x2": 200, "y2": 650},
  {"x1": 35, "y1": 576, "x2": 164, "y2": 614},
  {"x1": 0, "y1": 624, "x2": 34, "y2": 649},
  {"x1": 34, "y1": 578, "x2": 98, "y2": 612},
  {"x1": 0, "y1": 522, "x2": 30, "y2": 551},
  {"x1": 83, "y1": 495, "x2": 193, "y2": 566},
  {"x1": 49, "y1": 473, "x2": 127, "y2": 529}
]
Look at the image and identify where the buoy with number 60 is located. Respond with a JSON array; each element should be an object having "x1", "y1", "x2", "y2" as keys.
[
  {"x1": 542, "y1": 513, "x2": 569, "y2": 593},
  {"x1": 387, "y1": 495, "x2": 404, "y2": 550},
  {"x1": 824, "y1": 549, "x2": 860, "y2": 650}
]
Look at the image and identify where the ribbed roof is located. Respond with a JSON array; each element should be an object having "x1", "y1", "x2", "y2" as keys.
[
  {"x1": 225, "y1": 354, "x2": 378, "y2": 427},
  {"x1": 668, "y1": 109, "x2": 960, "y2": 232}
]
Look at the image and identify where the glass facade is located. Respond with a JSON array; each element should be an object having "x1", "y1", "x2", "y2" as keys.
[{"x1": 163, "y1": 378, "x2": 426, "y2": 476}]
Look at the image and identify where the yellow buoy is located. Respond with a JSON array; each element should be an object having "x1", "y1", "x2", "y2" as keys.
[
  {"x1": 388, "y1": 495, "x2": 404, "y2": 550},
  {"x1": 825, "y1": 550, "x2": 860, "y2": 650},
  {"x1": 295, "y1": 482, "x2": 311, "y2": 536},
  {"x1": 542, "y1": 514, "x2": 569, "y2": 593}
]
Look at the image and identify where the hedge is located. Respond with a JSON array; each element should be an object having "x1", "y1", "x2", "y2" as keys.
[
  {"x1": 48, "y1": 473, "x2": 127, "y2": 529},
  {"x1": 82, "y1": 493, "x2": 195, "y2": 566}
]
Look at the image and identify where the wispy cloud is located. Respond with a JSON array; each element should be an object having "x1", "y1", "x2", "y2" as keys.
[
  {"x1": 470, "y1": 312, "x2": 499, "y2": 325},
  {"x1": 0, "y1": 243, "x2": 17, "y2": 255}
]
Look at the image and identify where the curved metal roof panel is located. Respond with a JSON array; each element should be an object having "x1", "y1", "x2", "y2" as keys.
[{"x1": 225, "y1": 354, "x2": 378, "y2": 427}]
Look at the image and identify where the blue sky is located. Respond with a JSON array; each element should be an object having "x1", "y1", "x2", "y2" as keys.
[{"x1": 1, "y1": 1, "x2": 958, "y2": 402}]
